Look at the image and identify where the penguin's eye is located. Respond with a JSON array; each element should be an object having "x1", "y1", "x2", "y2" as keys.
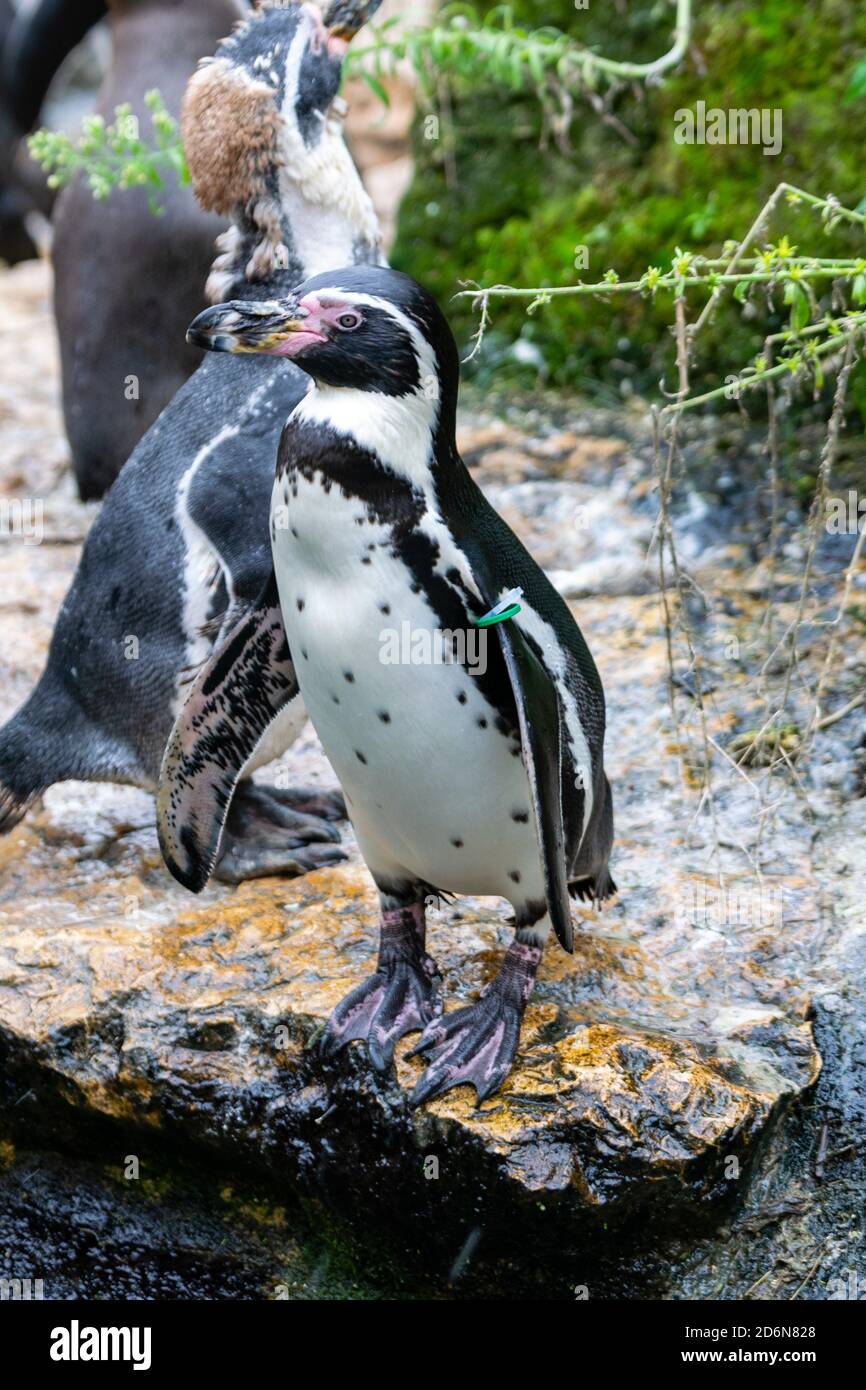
[{"x1": 336, "y1": 312, "x2": 361, "y2": 331}]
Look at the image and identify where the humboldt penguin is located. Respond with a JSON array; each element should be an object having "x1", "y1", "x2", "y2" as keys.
[
  {"x1": 0, "y1": 0, "x2": 100, "y2": 261},
  {"x1": 47, "y1": 0, "x2": 246, "y2": 498},
  {"x1": 161, "y1": 265, "x2": 616, "y2": 1103},
  {"x1": 1, "y1": 0, "x2": 108, "y2": 138},
  {"x1": 0, "y1": 0, "x2": 384, "y2": 882}
]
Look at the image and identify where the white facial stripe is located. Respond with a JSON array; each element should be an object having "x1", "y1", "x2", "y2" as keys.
[
  {"x1": 294, "y1": 289, "x2": 440, "y2": 468},
  {"x1": 302, "y1": 289, "x2": 440, "y2": 398},
  {"x1": 276, "y1": 33, "x2": 380, "y2": 275},
  {"x1": 292, "y1": 292, "x2": 440, "y2": 488}
]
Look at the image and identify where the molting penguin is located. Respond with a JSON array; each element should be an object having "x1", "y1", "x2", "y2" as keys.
[
  {"x1": 0, "y1": 0, "x2": 384, "y2": 882},
  {"x1": 162, "y1": 265, "x2": 616, "y2": 1103},
  {"x1": 47, "y1": 0, "x2": 247, "y2": 498}
]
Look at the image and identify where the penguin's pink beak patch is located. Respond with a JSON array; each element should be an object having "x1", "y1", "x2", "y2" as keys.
[{"x1": 305, "y1": 4, "x2": 346, "y2": 57}]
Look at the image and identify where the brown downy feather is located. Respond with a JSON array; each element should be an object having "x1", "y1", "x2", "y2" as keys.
[{"x1": 181, "y1": 58, "x2": 282, "y2": 216}]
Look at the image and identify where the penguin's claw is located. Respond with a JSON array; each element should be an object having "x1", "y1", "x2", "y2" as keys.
[
  {"x1": 409, "y1": 939, "x2": 541, "y2": 1107},
  {"x1": 321, "y1": 957, "x2": 441, "y2": 1073},
  {"x1": 408, "y1": 993, "x2": 524, "y2": 1107}
]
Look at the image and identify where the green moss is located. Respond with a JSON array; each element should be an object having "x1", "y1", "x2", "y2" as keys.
[{"x1": 394, "y1": 0, "x2": 866, "y2": 396}]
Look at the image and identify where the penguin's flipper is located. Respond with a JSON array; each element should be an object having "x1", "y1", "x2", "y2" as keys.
[
  {"x1": 495, "y1": 619, "x2": 573, "y2": 953},
  {"x1": 157, "y1": 571, "x2": 299, "y2": 893}
]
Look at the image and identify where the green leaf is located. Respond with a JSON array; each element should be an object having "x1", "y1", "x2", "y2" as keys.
[
  {"x1": 784, "y1": 280, "x2": 810, "y2": 331},
  {"x1": 362, "y1": 71, "x2": 391, "y2": 106},
  {"x1": 527, "y1": 45, "x2": 545, "y2": 86},
  {"x1": 846, "y1": 56, "x2": 866, "y2": 102}
]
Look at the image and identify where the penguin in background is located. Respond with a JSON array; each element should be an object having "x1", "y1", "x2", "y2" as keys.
[
  {"x1": 0, "y1": 0, "x2": 107, "y2": 264},
  {"x1": 161, "y1": 266, "x2": 616, "y2": 1104},
  {"x1": 46, "y1": 0, "x2": 248, "y2": 499},
  {"x1": 0, "y1": 1, "x2": 386, "y2": 882}
]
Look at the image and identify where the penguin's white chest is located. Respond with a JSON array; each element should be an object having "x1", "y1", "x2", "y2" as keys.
[{"x1": 270, "y1": 471, "x2": 544, "y2": 904}]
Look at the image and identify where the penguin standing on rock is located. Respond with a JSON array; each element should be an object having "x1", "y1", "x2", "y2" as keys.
[
  {"x1": 161, "y1": 266, "x2": 616, "y2": 1104},
  {"x1": 0, "y1": 0, "x2": 385, "y2": 882}
]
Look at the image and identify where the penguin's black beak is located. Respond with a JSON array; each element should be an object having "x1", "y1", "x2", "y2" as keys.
[
  {"x1": 187, "y1": 299, "x2": 311, "y2": 355},
  {"x1": 323, "y1": 0, "x2": 383, "y2": 43}
]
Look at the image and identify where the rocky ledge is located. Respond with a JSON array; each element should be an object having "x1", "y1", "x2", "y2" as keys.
[{"x1": 0, "y1": 775, "x2": 819, "y2": 1265}]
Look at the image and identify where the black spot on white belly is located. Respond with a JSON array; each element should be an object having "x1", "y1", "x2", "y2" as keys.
[
  {"x1": 296, "y1": 598, "x2": 304, "y2": 611},
  {"x1": 456, "y1": 691, "x2": 467, "y2": 705},
  {"x1": 509, "y1": 870, "x2": 521, "y2": 883},
  {"x1": 355, "y1": 750, "x2": 367, "y2": 764},
  {"x1": 377, "y1": 710, "x2": 391, "y2": 723},
  {"x1": 379, "y1": 603, "x2": 391, "y2": 615},
  {"x1": 344, "y1": 670, "x2": 355, "y2": 683},
  {"x1": 512, "y1": 810, "x2": 529, "y2": 823},
  {"x1": 451, "y1": 837, "x2": 463, "y2": 848}
]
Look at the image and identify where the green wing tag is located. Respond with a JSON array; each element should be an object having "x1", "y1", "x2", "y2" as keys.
[{"x1": 475, "y1": 586, "x2": 523, "y2": 628}]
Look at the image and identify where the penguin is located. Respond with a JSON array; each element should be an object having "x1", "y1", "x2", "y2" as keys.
[
  {"x1": 159, "y1": 265, "x2": 616, "y2": 1104},
  {"x1": 1, "y1": 0, "x2": 108, "y2": 137},
  {"x1": 0, "y1": 0, "x2": 385, "y2": 883},
  {"x1": 0, "y1": 0, "x2": 101, "y2": 263},
  {"x1": 46, "y1": 0, "x2": 247, "y2": 499},
  {"x1": 2, "y1": 2, "x2": 130, "y2": 266}
]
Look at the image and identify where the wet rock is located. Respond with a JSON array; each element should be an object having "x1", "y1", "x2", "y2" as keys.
[{"x1": 0, "y1": 801, "x2": 819, "y2": 1238}]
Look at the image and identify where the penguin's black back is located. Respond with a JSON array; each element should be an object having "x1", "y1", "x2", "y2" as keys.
[{"x1": 0, "y1": 350, "x2": 305, "y2": 817}]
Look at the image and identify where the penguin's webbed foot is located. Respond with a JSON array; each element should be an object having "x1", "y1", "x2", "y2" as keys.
[
  {"x1": 321, "y1": 905, "x2": 441, "y2": 1073},
  {"x1": 214, "y1": 782, "x2": 346, "y2": 883},
  {"x1": 215, "y1": 839, "x2": 345, "y2": 884},
  {"x1": 408, "y1": 940, "x2": 542, "y2": 1107},
  {"x1": 259, "y1": 783, "x2": 347, "y2": 823}
]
